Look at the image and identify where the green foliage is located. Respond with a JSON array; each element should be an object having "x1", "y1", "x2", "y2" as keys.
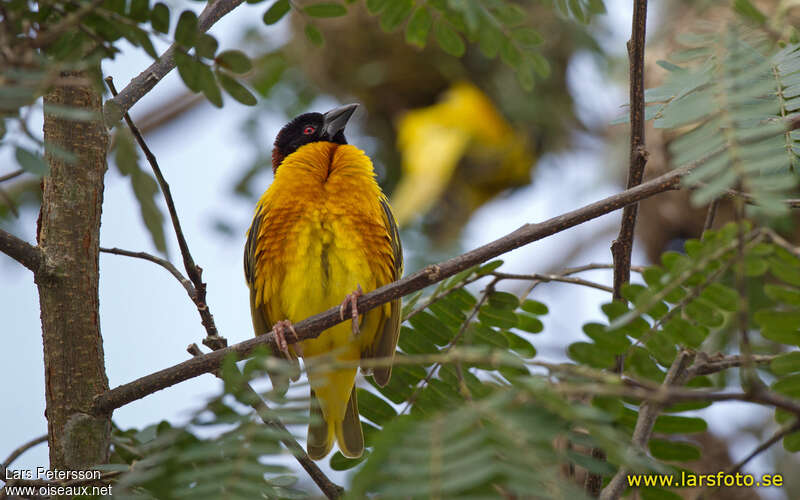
[{"x1": 640, "y1": 26, "x2": 800, "y2": 214}]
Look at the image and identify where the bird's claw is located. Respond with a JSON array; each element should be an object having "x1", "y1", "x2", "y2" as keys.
[
  {"x1": 339, "y1": 285, "x2": 364, "y2": 336},
  {"x1": 272, "y1": 320, "x2": 300, "y2": 357}
]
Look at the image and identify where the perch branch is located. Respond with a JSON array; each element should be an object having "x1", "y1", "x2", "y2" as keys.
[
  {"x1": 90, "y1": 162, "x2": 690, "y2": 416},
  {"x1": 103, "y1": 0, "x2": 245, "y2": 125}
]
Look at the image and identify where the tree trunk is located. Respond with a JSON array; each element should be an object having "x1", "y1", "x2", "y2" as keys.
[{"x1": 37, "y1": 70, "x2": 111, "y2": 469}]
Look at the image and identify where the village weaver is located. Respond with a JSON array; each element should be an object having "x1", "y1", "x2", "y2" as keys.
[{"x1": 244, "y1": 104, "x2": 403, "y2": 460}]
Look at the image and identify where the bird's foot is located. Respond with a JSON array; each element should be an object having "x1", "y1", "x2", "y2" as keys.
[
  {"x1": 339, "y1": 284, "x2": 364, "y2": 336},
  {"x1": 272, "y1": 320, "x2": 299, "y2": 357}
]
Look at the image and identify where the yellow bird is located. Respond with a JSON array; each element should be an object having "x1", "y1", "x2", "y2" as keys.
[
  {"x1": 392, "y1": 82, "x2": 534, "y2": 230},
  {"x1": 244, "y1": 104, "x2": 402, "y2": 460}
]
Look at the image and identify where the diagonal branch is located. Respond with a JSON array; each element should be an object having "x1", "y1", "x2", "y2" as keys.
[
  {"x1": 89, "y1": 162, "x2": 691, "y2": 416},
  {"x1": 186, "y1": 344, "x2": 343, "y2": 499},
  {"x1": 106, "y1": 77, "x2": 221, "y2": 345},
  {"x1": 0, "y1": 229, "x2": 43, "y2": 273},
  {"x1": 600, "y1": 351, "x2": 695, "y2": 500},
  {"x1": 103, "y1": 0, "x2": 245, "y2": 125}
]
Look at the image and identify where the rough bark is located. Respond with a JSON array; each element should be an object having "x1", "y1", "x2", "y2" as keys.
[{"x1": 37, "y1": 71, "x2": 111, "y2": 469}]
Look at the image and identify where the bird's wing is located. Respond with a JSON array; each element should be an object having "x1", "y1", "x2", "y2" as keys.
[
  {"x1": 244, "y1": 206, "x2": 300, "y2": 389},
  {"x1": 362, "y1": 198, "x2": 403, "y2": 387}
]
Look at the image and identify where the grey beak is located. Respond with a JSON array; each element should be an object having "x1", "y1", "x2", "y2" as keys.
[{"x1": 322, "y1": 103, "x2": 358, "y2": 138}]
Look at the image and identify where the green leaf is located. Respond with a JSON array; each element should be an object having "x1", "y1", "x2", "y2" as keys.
[
  {"x1": 511, "y1": 27, "x2": 543, "y2": 47},
  {"x1": 365, "y1": 0, "x2": 389, "y2": 14},
  {"x1": 434, "y1": 20, "x2": 465, "y2": 57},
  {"x1": 198, "y1": 64, "x2": 222, "y2": 107},
  {"x1": 771, "y1": 352, "x2": 800, "y2": 375},
  {"x1": 478, "y1": 306, "x2": 518, "y2": 329},
  {"x1": 217, "y1": 71, "x2": 258, "y2": 106},
  {"x1": 408, "y1": 311, "x2": 452, "y2": 345},
  {"x1": 305, "y1": 24, "x2": 324, "y2": 46},
  {"x1": 784, "y1": 430, "x2": 800, "y2": 452},
  {"x1": 516, "y1": 313, "x2": 543, "y2": 333},
  {"x1": 15, "y1": 147, "x2": 48, "y2": 176},
  {"x1": 477, "y1": 260, "x2": 503, "y2": 275},
  {"x1": 216, "y1": 50, "x2": 252, "y2": 73},
  {"x1": 500, "y1": 38, "x2": 522, "y2": 68},
  {"x1": 772, "y1": 373, "x2": 800, "y2": 398},
  {"x1": 195, "y1": 34, "x2": 218, "y2": 59},
  {"x1": 701, "y1": 283, "x2": 738, "y2": 312},
  {"x1": 487, "y1": 291, "x2": 519, "y2": 310},
  {"x1": 150, "y1": 2, "x2": 170, "y2": 33},
  {"x1": 263, "y1": 0, "x2": 291, "y2": 24},
  {"x1": 357, "y1": 388, "x2": 396, "y2": 426},
  {"x1": 405, "y1": 7, "x2": 432, "y2": 48},
  {"x1": 568, "y1": 342, "x2": 615, "y2": 369},
  {"x1": 491, "y1": 3, "x2": 525, "y2": 25},
  {"x1": 175, "y1": 10, "x2": 198, "y2": 47},
  {"x1": 734, "y1": 0, "x2": 767, "y2": 23},
  {"x1": 504, "y1": 331, "x2": 536, "y2": 358},
  {"x1": 477, "y1": 24, "x2": 501, "y2": 58},
  {"x1": 648, "y1": 439, "x2": 701, "y2": 461},
  {"x1": 129, "y1": 0, "x2": 149, "y2": 22},
  {"x1": 765, "y1": 285, "x2": 800, "y2": 306},
  {"x1": 304, "y1": 2, "x2": 347, "y2": 18},
  {"x1": 330, "y1": 450, "x2": 367, "y2": 470},
  {"x1": 685, "y1": 298, "x2": 724, "y2": 328},
  {"x1": 379, "y1": 0, "x2": 412, "y2": 32},
  {"x1": 174, "y1": 51, "x2": 203, "y2": 92},
  {"x1": 521, "y1": 300, "x2": 548, "y2": 315},
  {"x1": 653, "y1": 415, "x2": 708, "y2": 434}
]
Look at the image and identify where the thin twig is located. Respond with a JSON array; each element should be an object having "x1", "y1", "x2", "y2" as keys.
[
  {"x1": 100, "y1": 247, "x2": 194, "y2": 297},
  {"x1": 186, "y1": 345, "x2": 343, "y2": 499},
  {"x1": 0, "y1": 170, "x2": 24, "y2": 183},
  {"x1": 703, "y1": 198, "x2": 719, "y2": 233},
  {"x1": 686, "y1": 353, "x2": 776, "y2": 378},
  {"x1": 106, "y1": 76, "x2": 221, "y2": 346},
  {"x1": 401, "y1": 278, "x2": 498, "y2": 414},
  {"x1": 0, "y1": 187, "x2": 18, "y2": 218},
  {"x1": 0, "y1": 435, "x2": 47, "y2": 481},
  {"x1": 600, "y1": 351, "x2": 695, "y2": 500},
  {"x1": 610, "y1": 0, "x2": 650, "y2": 302},
  {"x1": 492, "y1": 271, "x2": 613, "y2": 293},
  {"x1": 692, "y1": 419, "x2": 800, "y2": 500},
  {"x1": 103, "y1": 0, "x2": 245, "y2": 124}
]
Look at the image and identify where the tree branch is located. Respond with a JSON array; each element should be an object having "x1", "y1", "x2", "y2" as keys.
[
  {"x1": 89, "y1": 163, "x2": 690, "y2": 416},
  {"x1": 186, "y1": 344, "x2": 343, "y2": 499},
  {"x1": 600, "y1": 351, "x2": 694, "y2": 500},
  {"x1": 106, "y1": 77, "x2": 221, "y2": 346},
  {"x1": 611, "y1": 0, "x2": 649, "y2": 300},
  {"x1": 103, "y1": 0, "x2": 245, "y2": 125},
  {"x1": 0, "y1": 228, "x2": 43, "y2": 273},
  {"x1": 0, "y1": 435, "x2": 47, "y2": 481},
  {"x1": 100, "y1": 247, "x2": 194, "y2": 297}
]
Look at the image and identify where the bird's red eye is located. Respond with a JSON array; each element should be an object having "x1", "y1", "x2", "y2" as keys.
[{"x1": 303, "y1": 125, "x2": 316, "y2": 135}]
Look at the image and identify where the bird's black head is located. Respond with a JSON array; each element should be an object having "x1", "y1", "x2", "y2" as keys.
[{"x1": 271, "y1": 103, "x2": 358, "y2": 173}]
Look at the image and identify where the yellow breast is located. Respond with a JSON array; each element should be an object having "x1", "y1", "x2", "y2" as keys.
[{"x1": 250, "y1": 142, "x2": 394, "y2": 357}]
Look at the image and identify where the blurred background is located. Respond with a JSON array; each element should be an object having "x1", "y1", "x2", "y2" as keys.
[{"x1": 2, "y1": 0, "x2": 798, "y2": 497}]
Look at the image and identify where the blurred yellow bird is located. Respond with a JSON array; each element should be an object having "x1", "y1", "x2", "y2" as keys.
[
  {"x1": 244, "y1": 104, "x2": 403, "y2": 459},
  {"x1": 392, "y1": 82, "x2": 534, "y2": 229}
]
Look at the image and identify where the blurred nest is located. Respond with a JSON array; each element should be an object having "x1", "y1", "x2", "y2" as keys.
[{"x1": 285, "y1": 1, "x2": 598, "y2": 243}]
